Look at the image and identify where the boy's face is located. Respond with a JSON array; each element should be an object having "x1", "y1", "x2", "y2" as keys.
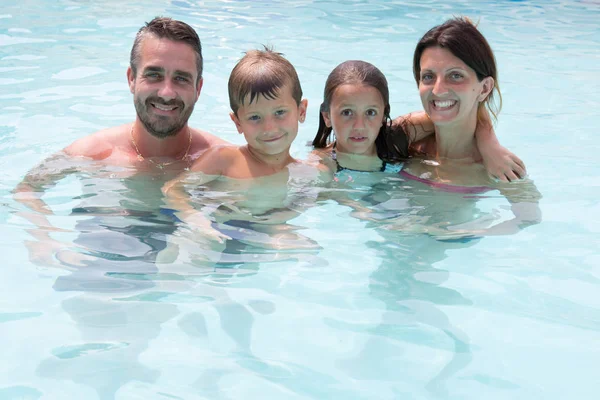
[{"x1": 230, "y1": 83, "x2": 307, "y2": 157}]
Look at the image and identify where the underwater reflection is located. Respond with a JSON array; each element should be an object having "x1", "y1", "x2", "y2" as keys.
[
  {"x1": 327, "y1": 167, "x2": 542, "y2": 395},
  {"x1": 34, "y1": 166, "x2": 331, "y2": 397},
  {"x1": 28, "y1": 171, "x2": 183, "y2": 397},
  {"x1": 316, "y1": 173, "x2": 491, "y2": 394},
  {"x1": 36, "y1": 294, "x2": 178, "y2": 399}
]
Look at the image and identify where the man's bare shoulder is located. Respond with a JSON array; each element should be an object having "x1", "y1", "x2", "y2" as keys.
[
  {"x1": 189, "y1": 128, "x2": 230, "y2": 156},
  {"x1": 64, "y1": 124, "x2": 129, "y2": 160}
]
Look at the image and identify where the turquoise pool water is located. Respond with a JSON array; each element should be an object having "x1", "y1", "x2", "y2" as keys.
[{"x1": 1, "y1": 1, "x2": 599, "y2": 399}]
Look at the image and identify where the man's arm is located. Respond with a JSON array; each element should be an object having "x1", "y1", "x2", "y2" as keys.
[
  {"x1": 13, "y1": 130, "x2": 115, "y2": 213},
  {"x1": 13, "y1": 152, "x2": 79, "y2": 214},
  {"x1": 12, "y1": 151, "x2": 85, "y2": 267},
  {"x1": 12, "y1": 130, "x2": 118, "y2": 266}
]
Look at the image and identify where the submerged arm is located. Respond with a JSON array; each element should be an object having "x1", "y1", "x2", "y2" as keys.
[
  {"x1": 162, "y1": 172, "x2": 229, "y2": 243},
  {"x1": 12, "y1": 151, "x2": 89, "y2": 236},
  {"x1": 13, "y1": 152, "x2": 81, "y2": 215},
  {"x1": 14, "y1": 129, "x2": 118, "y2": 214},
  {"x1": 162, "y1": 149, "x2": 229, "y2": 242},
  {"x1": 12, "y1": 152, "x2": 90, "y2": 266},
  {"x1": 488, "y1": 179, "x2": 543, "y2": 234},
  {"x1": 440, "y1": 179, "x2": 542, "y2": 239}
]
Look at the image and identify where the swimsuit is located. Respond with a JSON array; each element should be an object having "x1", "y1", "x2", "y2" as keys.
[{"x1": 331, "y1": 148, "x2": 387, "y2": 173}]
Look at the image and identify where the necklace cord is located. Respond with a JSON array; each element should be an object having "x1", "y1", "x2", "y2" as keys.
[{"x1": 130, "y1": 125, "x2": 192, "y2": 168}]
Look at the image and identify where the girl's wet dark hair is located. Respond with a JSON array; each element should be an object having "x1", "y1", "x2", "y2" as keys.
[
  {"x1": 413, "y1": 16, "x2": 502, "y2": 124},
  {"x1": 312, "y1": 60, "x2": 409, "y2": 162}
]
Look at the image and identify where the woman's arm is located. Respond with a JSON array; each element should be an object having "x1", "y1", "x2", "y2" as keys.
[
  {"x1": 440, "y1": 179, "x2": 542, "y2": 238},
  {"x1": 393, "y1": 111, "x2": 527, "y2": 182},
  {"x1": 474, "y1": 112, "x2": 526, "y2": 182},
  {"x1": 392, "y1": 111, "x2": 433, "y2": 143}
]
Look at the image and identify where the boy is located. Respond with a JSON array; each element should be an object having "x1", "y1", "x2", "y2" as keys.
[{"x1": 162, "y1": 48, "x2": 330, "y2": 242}]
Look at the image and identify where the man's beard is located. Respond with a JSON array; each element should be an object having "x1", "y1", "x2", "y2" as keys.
[{"x1": 134, "y1": 96, "x2": 194, "y2": 139}]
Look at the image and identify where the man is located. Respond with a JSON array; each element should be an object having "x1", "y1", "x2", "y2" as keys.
[
  {"x1": 15, "y1": 17, "x2": 226, "y2": 208},
  {"x1": 71, "y1": 16, "x2": 225, "y2": 166},
  {"x1": 13, "y1": 17, "x2": 227, "y2": 266}
]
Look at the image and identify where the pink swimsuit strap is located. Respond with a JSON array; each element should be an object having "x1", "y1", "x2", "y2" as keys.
[{"x1": 399, "y1": 170, "x2": 491, "y2": 194}]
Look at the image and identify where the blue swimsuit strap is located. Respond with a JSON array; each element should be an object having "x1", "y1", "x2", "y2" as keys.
[{"x1": 331, "y1": 143, "x2": 386, "y2": 173}]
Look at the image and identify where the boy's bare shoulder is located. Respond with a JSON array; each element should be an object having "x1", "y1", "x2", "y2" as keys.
[
  {"x1": 64, "y1": 125, "x2": 128, "y2": 160},
  {"x1": 190, "y1": 144, "x2": 241, "y2": 174},
  {"x1": 204, "y1": 144, "x2": 241, "y2": 158}
]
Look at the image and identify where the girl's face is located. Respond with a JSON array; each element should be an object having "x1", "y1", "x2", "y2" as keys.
[
  {"x1": 322, "y1": 84, "x2": 385, "y2": 156},
  {"x1": 418, "y1": 46, "x2": 493, "y2": 128}
]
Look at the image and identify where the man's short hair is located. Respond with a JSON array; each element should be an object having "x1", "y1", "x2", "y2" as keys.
[
  {"x1": 130, "y1": 17, "x2": 203, "y2": 82},
  {"x1": 228, "y1": 47, "x2": 303, "y2": 115}
]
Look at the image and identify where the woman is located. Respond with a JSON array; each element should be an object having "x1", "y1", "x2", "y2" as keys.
[
  {"x1": 408, "y1": 17, "x2": 512, "y2": 179},
  {"x1": 387, "y1": 17, "x2": 541, "y2": 236}
]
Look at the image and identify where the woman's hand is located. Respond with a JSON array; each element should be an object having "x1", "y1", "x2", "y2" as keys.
[{"x1": 482, "y1": 146, "x2": 527, "y2": 182}]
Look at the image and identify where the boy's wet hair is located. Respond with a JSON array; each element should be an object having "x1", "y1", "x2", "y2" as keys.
[
  {"x1": 228, "y1": 46, "x2": 303, "y2": 115},
  {"x1": 130, "y1": 17, "x2": 203, "y2": 83},
  {"x1": 413, "y1": 16, "x2": 501, "y2": 125},
  {"x1": 312, "y1": 60, "x2": 410, "y2": 163}
]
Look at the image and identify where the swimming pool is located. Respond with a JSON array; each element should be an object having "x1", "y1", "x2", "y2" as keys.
[{"x1": 1, "y1": 1, "x2": 599, "y2": 399}]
